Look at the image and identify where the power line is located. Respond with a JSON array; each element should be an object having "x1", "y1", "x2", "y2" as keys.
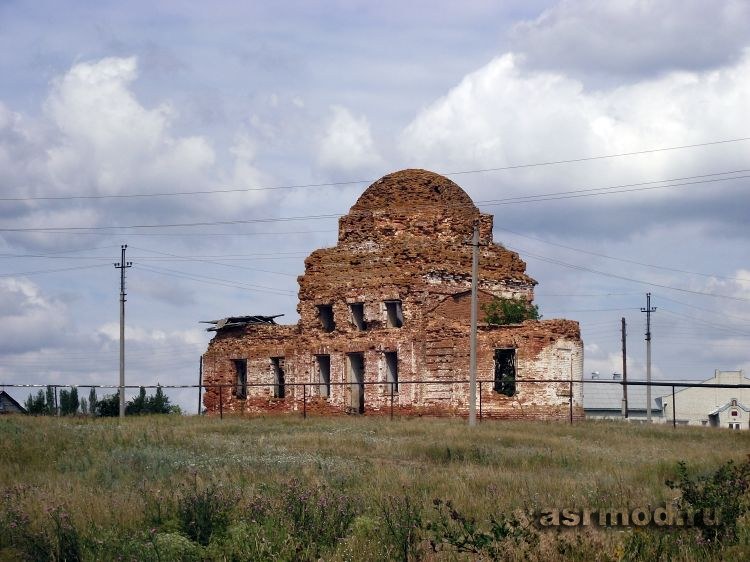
[
  {"x1": 478, "y1": 170, "x2": 750, "y2": 206},
  {"x1": 130, "y1": 245, "x2": 297, "y2": 278},
  {"x1": 510, "y1": 245, "x2": 750, "y2": 302},
  {"x1": 497, "y1": 227, "x2": 750, "y2": 282},
  {"x1": 137, "y1": 264, "x2": 296, "y2": 296},
  {"x1": 0, "y1": 263, "x2": 109, "y2": 278},
  {"x1": 3, "y1": 166, "x2": 749, "y2": 234},
  {"x1": 3, "y1": 136, "x2": 749, "y2": 201}
]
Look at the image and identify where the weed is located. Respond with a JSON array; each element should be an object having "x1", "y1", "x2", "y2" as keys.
[
  {"x1": 426, "y1": 498, "x2": 538, "y2": 558},
  {"x1": 666, "y1": 456, "x2": 750, "y2": 544},
  {"x1": 379, "y1": 494, "x2": 423, "y2": 561},
  {"x1": 281, "y1": 479, "x2": 356, "y2": 555},
  {"x1": 176, "y1": 482, "x2": 235, "y2": 546}
]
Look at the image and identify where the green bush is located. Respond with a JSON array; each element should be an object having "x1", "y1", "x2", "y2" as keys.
[
  {"x1": 177, "y1": 484, "x2": 235, "y2": 546},
  {"x1": 482, "y1": 297, "x2": 540, "y2": 325},
  {"x1": 666, "y1": 456, "x2": 750, "y2": 544}
]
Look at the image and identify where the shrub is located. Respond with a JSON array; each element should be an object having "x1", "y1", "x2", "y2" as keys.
[
  {"x1": 281, "y1": 480, "x2": 356, "y2": 555},
  {"x1": 96, "y1": 394, "x2": 120, "y2": 417},
  {"x1": 482, "y1": 297, "x2": 540, "y2": 325},
  {"x1": 380, "y1": 494, "x2": 423, "y2": 562},
  {"x1": 177, "y1": 484, "x2": 235, "y2": 546},
  {"x1": 666, "y1": 456, "x2": 750, "y2": 544},
  {"x1": 425, "y1": 499, "x2": 538, "y2": 559}
]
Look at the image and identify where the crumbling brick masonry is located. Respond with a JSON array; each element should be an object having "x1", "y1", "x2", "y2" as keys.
[{"x1": 201, "y1": 169, "x2": 583, "y2": 419}]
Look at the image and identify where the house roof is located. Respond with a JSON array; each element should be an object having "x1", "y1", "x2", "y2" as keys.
[
  {"x1": 708, "y1": 400, "x2": 750, "y2": 416},
  {"x1": 583, "y1": 377, "x2": 662, "y2": 412},
  {"x1": 0, "y1": 390, "x2": 27, "y2": 414}
]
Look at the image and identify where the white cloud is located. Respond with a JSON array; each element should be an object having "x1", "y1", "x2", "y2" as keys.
[
  {"x1": 0, "y1": 278, "x2": 69, "y2": 354},
  {"x1": 399, "y1": 50, "x2": 750, "y2": 209},
  {"x1": 513, "y1": 0, "x2": 750, "y2": 79},
  {"x1": 317, "y1": 105, "x2": 382, "y2": 174},
  {"x1": 43, "y1": 56, "x2": 216, "y2": 196}
]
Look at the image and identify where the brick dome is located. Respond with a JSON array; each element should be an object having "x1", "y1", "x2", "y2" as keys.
[{"x1": 350, "y1": 169, "x2": 479, "y2": 214}]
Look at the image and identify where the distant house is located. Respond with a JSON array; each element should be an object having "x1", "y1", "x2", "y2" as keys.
[
  {"x1": 660, "y1": 370, "x2": 750, "y2": 429},
  {"x1": 0, "y1": 390, "x2": 27, "y2": 415},
  {"x1": 583, "y1": 373, "x2": 663, "y2": 422}
]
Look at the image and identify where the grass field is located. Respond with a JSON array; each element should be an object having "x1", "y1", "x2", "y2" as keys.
[{"x1": 0, "y1": 414, "x2": 749, "y2": 561}]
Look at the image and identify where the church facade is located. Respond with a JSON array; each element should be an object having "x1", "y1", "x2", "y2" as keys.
[{"x1": 200, "y1": 169, "x2": 583, "y2": 419}]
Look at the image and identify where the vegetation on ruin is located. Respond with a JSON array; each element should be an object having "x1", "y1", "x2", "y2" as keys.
[
  {"x1": 0, "y1": 415, "x2": 748, "y2": 561},
  {"x1": 482, "y1": 296, "x2": 541, "y2": 325}
]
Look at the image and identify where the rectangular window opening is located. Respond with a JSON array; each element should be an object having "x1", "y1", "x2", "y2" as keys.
[
  {"x1": 350, "y1": 303, "x2": 366, "y2": 331},
  {"x1": 385, "y1": 300, "x2": 403, "y2": 328},
  {"x1": 385, "y1": 351, "x2": 398, "y2": 392},
  {"x1": 347, "y1": 352, "x2": 365, "y2": 414},
  {"x1": 233, "y1": 359, "x2": 247, "y2": 399},
  {"x1": 317, "y1": 304, "x2": 335, "y2": 332},
  {"x1": 493, "y1": 348, "x2": 516, "y2": 397},
  {"x1": 271, "y1": 357, "x2": 285, "y2": 398},
  {"x1": 316, "y1": 355, "x2": 331, "y2": 398}
]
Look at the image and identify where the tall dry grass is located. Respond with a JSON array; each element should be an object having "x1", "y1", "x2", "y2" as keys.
[{"x1": 0, "y1": 414, "x2": 748, "y2": 560}]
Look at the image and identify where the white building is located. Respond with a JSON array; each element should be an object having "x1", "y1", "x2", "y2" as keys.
[
  {"x1": 660, "y1": 370, "x2": 750, "y2": 429},
  {"x1": 583, "y1": 372, "x2": 663, "y2": 422}
]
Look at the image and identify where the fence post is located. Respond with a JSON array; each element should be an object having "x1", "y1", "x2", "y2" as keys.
[
  {"x1": 390, "y1": 382, "x2": 394, "y2": 421},
  {"x1": 198, "y1": 356, "x2": 203, "y2": 416},
  {"x1": 219, "y1": 385, "x2": 223, "y2": 420},
  {"x1": 672, "y1": 385, "x2": 676, "y2": 429},
  {"x1": 569, "y1": 380, "x2": 573, "y2": 425},
  {"x1": 303, "y1": 383, "x2": 307, "y2": 419},
  {"x1": 479, "y1": 381, "x2": 482, "y2": 422}
]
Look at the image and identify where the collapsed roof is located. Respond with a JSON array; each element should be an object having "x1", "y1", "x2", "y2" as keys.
[{"x1": 201, "y1": 315, "x2": 283, "y2": 332}]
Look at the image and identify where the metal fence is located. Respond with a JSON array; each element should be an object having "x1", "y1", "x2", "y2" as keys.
[{"x1": 4, "y1": 378, "x2": 750, "y2": 427}]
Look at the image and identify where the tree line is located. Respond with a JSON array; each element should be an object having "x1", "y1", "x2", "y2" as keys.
[{"x1": 24, "y1": 385, "x2": 180, "y2": 416}]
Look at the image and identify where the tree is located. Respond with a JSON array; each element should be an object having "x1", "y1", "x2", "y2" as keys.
[
  {"x1": 45, "y1": 385, "x2": 55, "y2": 415},
  {"x1": 126, "y1": 386, "x2": 147, "y2": 415},
  {"x1": 79, "y1": 397, "x2": 88, "y2": 416},
  {"x1": 60, "y1": 389, "x2": 70, "y2": 415},
  {"x1": 70, "y1": 387, "x2": 79, "y2": 414},
  {"x1": 24, "y1": 390, "x2": 48, "y2": 415},
  {"x1": 88, "y1": 387, "x2": 98, "y2": 416},
  {"x1": 146, "y1": 385, "x2": 170, "y2": 414},
  {"x1": 59, "y1": 388, "x2": 80, "y2": 416},
  {"x1": 97, "y1": 394, "x2": 120, "y2": 417},
  {"x1": 482, "y1": 297, "x2": 540, "y2": 325}
]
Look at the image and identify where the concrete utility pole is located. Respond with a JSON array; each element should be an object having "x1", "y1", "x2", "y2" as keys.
[
  {"x1": 621, "y1": 317, "x2": 628, "y2": 418},
  {"x1": 469, "y1": 220, "x2": 479, "y2": 427},
  {"x1": 641, "y1": 293, "x2": 656, "y2": 422},
  {"x1": 114, "y1": 245, "x2": 132, "y2": 418}
]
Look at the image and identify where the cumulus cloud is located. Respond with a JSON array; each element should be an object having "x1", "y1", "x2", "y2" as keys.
[
  {"x1": 317, "y1": 105, "x2": 383, "y2": 174},
  {"x1": 0, "y1": 56, "x2": 280, "y2": 252},
  {"x1": 512, "y1": 0, "x2": 750, "y2": 80},
  {"x1": 399, "y1": 51, "x2": 750, "y2": 237},
  {"x1": 0, "y1": 278, "x2": 69, "y2": 354},
  {"x1": 43, "y1": 56, "x2": 215, "y2": 196}
]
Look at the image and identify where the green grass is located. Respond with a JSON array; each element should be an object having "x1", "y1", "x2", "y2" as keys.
[{"x1": 0, "y1": 414, "x2": 748, "y2": 560}]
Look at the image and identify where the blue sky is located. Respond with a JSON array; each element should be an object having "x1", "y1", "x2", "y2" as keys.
[{"x1": 1, "y1": 0, "x2": 749, "y2": 412}]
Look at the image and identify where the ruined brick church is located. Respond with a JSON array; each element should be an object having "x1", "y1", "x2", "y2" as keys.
[{"x1": 200, "y1": 169, "x2": 583, "y2": 419}]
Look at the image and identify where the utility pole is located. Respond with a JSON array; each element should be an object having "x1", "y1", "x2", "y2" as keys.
[
  {"x1": 621, "y1": 317, "x2": 628, "y2": 418},
  {"x1": 114, "y1": 245, "x2": 132, "y2": 418},
  {"x1": 468, "y1": 220, "x2": 479, "y2": 427},
  {"x1": 641, "y1": 293, "x2": 656, "y2": 422}
]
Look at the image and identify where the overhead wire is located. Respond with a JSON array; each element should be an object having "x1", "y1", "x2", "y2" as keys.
[
  {"x1": 2, "y1": 136, "x2": 749, "y2": 201},
  {"x1": 4, "y1": 166, "x2": 750, "y2": 234}
]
